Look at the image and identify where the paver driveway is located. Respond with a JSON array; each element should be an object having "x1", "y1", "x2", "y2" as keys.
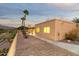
[{"x1": 15, "y1": 31, "x2": 78, "y2": 56}]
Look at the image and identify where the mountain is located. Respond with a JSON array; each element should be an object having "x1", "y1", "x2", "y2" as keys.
[{"x1": 0, "y1": 24, "x2": 15, "y2": 29}]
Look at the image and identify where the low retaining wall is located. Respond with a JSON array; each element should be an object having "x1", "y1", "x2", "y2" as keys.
[{"x1": 7, "y1": 33, "x2": 17, "y2": 56}]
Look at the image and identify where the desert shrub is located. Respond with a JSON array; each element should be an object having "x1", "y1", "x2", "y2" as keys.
[
  {"x1": 0, "y1": 29, "x2": 6, "y2": 34},
  {"x1": 0, "y1": 29, "x2": 17, "y2": 56},
  {"x1": 9, "y1": 30, "x2": 16, "y2": 39},
  {"x1": 65, "y1": 33, "x2": 77, "y2": 41},
  {"x1": 0, "y1": 48, "x2": 9, "y2": 56},
  {"x1": 7, "y1": 30, "x2": 16, "y2": 43},
  {"x1": 65, "y1": 29, "x2": 79, "y2": 41},
  {"x1": 0, "y1": 29, "x2": 17, "y2": 44}
]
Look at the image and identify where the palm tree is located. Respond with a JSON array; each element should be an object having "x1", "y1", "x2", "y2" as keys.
[
  {"x1": 21, "y1": 9, "x2": 29, "y2": 27},
  {"x1": 23, "y1": 9, "x2": 29, "y2": 18},
  {"x1": 23, "y1": 9, "x2": 29, "y2": 27},
  {"x1": 20, "y1": 9, "x2": 29, "y2": 38}
]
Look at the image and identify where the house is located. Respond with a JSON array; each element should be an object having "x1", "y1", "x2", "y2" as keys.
[{"x1": 35, "y1": 19, "x2": 77, "y2": 41}]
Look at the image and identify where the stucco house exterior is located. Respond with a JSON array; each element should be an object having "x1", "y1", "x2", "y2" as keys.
[{"x1": 35, "y1": 19, "x2": 78, "y2": 41}]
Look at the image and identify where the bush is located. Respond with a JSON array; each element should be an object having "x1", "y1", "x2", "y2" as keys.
[
  {"x1": 7, "y1": 30, "x2": 16, "y2": 43},
  {"x1": 0, "y1": 48, "x2": 9, "y2": 56},
  {"x1": 0, "y1": 29, "x2": 17, "y2": 44},
  {"x1": 65, "y1": 29, "x2": 79, "y2": 41},
  {"x1": 0, "y1": 29, "x2": 17, "y2": 56}
]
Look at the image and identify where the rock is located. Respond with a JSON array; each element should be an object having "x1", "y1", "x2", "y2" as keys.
[{"x1": 67, "y1": 40, "x2": 71, "y2": 43}]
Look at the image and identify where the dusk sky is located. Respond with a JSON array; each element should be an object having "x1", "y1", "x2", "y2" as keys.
[{"x1": 0, "y1": 3, "x2": 79, "y2": 27}]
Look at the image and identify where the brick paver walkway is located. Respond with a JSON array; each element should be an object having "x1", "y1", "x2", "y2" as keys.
[{"x1": 15, "y1": 31, "x2": 78, "y2": 56}]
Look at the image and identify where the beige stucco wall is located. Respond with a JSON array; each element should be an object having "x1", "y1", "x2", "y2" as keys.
[
  {"x1": 35, "y1": 19, "x2": 77, "y2": 41},
  {"x1": 35, "y1": 20, "x2": 55, "y2": 40},
  {"x1": 55, "y1": 20, "x2": 76, "y2": 40}
]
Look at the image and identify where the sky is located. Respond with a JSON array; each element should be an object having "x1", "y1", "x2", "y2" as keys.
[{"x1": 0, "y1": 3, "x2": 79, "y2": 27}]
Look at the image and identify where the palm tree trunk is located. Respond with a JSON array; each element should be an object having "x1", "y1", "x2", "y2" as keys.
[
  {"x1": 22, "y1": 20, "x2": 23, "y2": 26},
  {"x1": 23, "y1": 20, "x2": 25, "y2": 27},
  {"x1": 24, "y1": 14, "x2": 26, "y2": 27},
  {"x1": 22, "y1": 20, "x2": 26, "y2": 27}
]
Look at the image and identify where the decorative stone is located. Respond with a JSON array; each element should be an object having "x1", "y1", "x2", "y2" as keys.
[{"x1": 67, "y1": 40, "x2": 71, "y2": 43}]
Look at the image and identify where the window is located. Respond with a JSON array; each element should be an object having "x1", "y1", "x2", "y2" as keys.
[
  {"x1": 44, "y1": 26, "x2": 50, "y2": 33},
  {"x1": 36, "y1": 27, "x2": 40, "y2": 33},
  {"x1": 44, "y1": 27, "x2": 46, "y2": 33},
  {"x1": 47, "y1": 27, "x2": 50, "y2": 33}
]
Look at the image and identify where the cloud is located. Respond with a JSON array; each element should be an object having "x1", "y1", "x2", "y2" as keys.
[
  {"x1": 47, "y1": 3, "x2": 79, "y2": 11},
  {"x1": 0, "y1": 3, "x2": 78, "y2": 25}
]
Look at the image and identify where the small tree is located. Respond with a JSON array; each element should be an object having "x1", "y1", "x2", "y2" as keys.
[
  {"x1": 64, "y1": 17, "x2": 79, "y2": 41},
  {"x1": 73, "y1": 17, "x2": 79, "y2": 23},
  {"x1": 73, "y1": 17, "x2": 79, "y2": 37},
  {"x1": 65, "y1": 29, "x2": 78, "y2": 41}
]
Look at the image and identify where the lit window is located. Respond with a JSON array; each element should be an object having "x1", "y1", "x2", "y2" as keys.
[
  {"x1": 44, "y1": 27, "x2": 47, "y2": 33},
  {"x1": 47, "y1": 27, "x2": 50, "y2": 33},
  {"x1": 36, "y1": 27, "x2": 40, "y2": 33},
  {"x1": 43, "y1": 27, "x2": 50, "y2": 33}
]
